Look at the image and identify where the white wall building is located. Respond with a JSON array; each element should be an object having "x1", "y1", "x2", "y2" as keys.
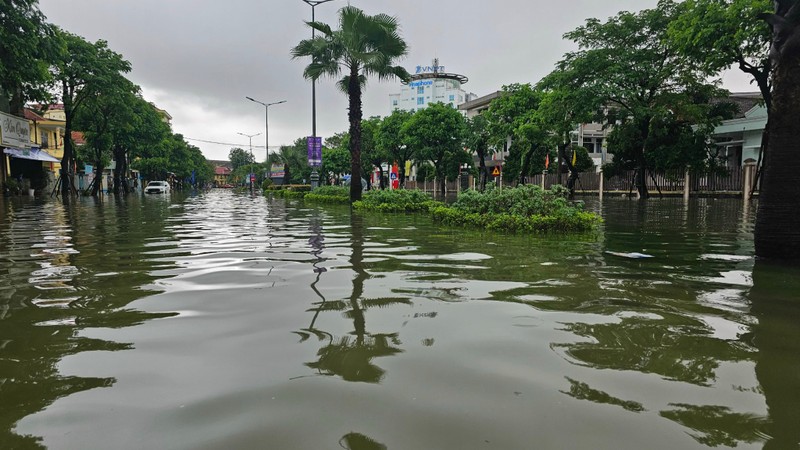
[{"x1": 390, "y1": 61, "x2": 476, "y2": 113}]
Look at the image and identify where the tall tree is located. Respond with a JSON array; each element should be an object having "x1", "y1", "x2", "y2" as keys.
[
  {"x1": 361, "y1": 116, "x2": 385, "y2": 189},
  {"x1": 483, "y1": 84, "x2": 544, "y2": 185},
  {"x1": 464, "y1": 114, "x2": 492, "y2": 191},
  {"x1": 0, "y1": 0, "x2": 56, "y2": 187},
  {"x1": 669, "y1": 0, "x2": 773, "y2": 109},
  {"x1": 754, "y1": 0, "x2": 800, "y2": 259},
  {"x1": 292, "y1": 6, "x2": 410, "y2": 203},
  {"x1": 228, "y1": 147, "x2": 254, "y2": 171},
  {"x1": 377, "y1": 109, "x2": 414, "y2": 188},
  {"x1": 556, "y1": 0, "x2": 726, "y2": 198},
  {"x1": 402, "y1": 103, "x2": 467, "y2": 197},
  {"x1": 52, "y1": 29, "x2": 131, "y2": 196},
  {"x1": 73, "y1": 75, "x2": 139, "y2": 195}
]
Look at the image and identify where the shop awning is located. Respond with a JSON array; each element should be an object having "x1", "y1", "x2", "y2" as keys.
[{"x1": 3, "y1": 147, "x2": 60, "y2": 162}]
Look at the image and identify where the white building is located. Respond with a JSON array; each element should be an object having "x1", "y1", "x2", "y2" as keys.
[{"x1": 390, "y1": 61, "x2": 476, "y2": 113}]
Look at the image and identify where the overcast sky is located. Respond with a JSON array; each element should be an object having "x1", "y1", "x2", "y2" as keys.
[{"x1": 37, "y1": 0, "x2": 754, "y2": 162}]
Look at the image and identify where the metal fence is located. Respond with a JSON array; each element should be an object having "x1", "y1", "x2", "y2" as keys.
[{"x1": 404, "y1": 166, "x2": 756, "y2": 197}]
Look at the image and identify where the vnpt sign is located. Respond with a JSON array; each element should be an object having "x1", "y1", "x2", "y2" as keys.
[{"x1": 415, "y1": 65, "x2": 444, "y2": 74}]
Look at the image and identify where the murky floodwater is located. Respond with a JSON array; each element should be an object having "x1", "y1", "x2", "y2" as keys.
[{"x1": 1, "y1": 191, "x2": 799, "y2": 449}]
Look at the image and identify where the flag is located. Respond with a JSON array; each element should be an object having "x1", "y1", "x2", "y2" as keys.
[
  {"x1": 545, "y1": 153, "x2": 550, "y2": 169},
  {"x1": 572, "y1": 149, "x2": 577, "y2": 166}
]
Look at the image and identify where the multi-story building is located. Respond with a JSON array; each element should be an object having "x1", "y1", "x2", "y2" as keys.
[{"x1": 389, "y1": 60, "x2": 476, "y2": 113}]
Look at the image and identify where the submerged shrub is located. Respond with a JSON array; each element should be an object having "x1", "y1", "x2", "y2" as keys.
[
  {"x1": 305, "y1": 186, "x2": 349, "y2": 204},
  {"x1": 353, "y1": 189, "x2": 439, "y2": 212}
]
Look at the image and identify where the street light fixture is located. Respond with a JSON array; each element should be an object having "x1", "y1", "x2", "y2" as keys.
[
  {"x1": 301, "y1": 0, "x2": 336, "y2": 189},
  {"x1": 245, "y1": 97, "x2": 286, "y2": 161},
  {"x1": 237, "y1": 131, "x2": 261, "y2": 191},
  {"x1": 237, "y1": 132, "x2": 261, "y2": 159}
]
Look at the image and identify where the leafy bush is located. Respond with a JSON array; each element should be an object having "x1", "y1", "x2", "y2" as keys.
[
  {"x1": 353, "y1": 189, "x2": 440, "y2": 212},
  {"x1": 304, "y1": 185, "x2": 349, "y2": 204},
  {"x1": 261, "y1": 178, "x2": 274, "y2": 190}
]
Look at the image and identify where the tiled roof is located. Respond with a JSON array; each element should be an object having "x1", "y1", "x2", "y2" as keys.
[
  {"x1": 71, "y1": 131, "x2": 86, "y2": 145},
  {"x1": 214, "y1": 166, "x2": 232, "y2": 175},
  {"x1": 24, "y1": 108, "x2": 46, "y2": 121}
]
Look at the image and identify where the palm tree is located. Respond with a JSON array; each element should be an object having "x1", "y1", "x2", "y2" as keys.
[{"x1": 292, "y1": 6, "x2": 410, "y2": 203}]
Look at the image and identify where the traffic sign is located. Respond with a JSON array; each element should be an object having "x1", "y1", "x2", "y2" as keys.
[{"x1": 492, "y1": 166, "x2": 501, "y2": 177}]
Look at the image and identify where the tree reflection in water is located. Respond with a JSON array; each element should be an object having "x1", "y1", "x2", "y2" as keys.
[
  {"x1": 338, "y1": 432, "x2": 387, "y2": 450},
  {"x1": 299, "y1": 213, "x2": 407, "y2": 384},
  {"x1": 0, "y1": 197, "x2": 178, "y2": 448}
]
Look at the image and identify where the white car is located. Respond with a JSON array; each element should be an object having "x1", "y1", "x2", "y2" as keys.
[{"x1": 144, "y1": 181, "x2": 170, "y2": 194}]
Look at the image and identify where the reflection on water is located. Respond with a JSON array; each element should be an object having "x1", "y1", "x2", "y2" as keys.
[{"x1": 1, "y1": 193, "x2": 799, "y2": 449}]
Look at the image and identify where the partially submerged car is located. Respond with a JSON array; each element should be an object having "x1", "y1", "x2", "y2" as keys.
[{"x1": 144, "y1": 181, "x2": 170, "y2": 194}]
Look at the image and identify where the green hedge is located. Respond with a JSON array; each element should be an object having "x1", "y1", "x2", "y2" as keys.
[
  {"x1": 355, "y1": 185, "x2": 601, "y2": 233},
  {"x1": 353, "y1": 189, "x2": 441, "y2": 213},
  {"x1": 304, "y1": 186, "x2": 350, "y2": 204}
]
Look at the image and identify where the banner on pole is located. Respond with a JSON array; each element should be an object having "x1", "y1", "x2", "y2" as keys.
[{"x1": 307, "y1": 136, "x2": 322, "y2": 167}]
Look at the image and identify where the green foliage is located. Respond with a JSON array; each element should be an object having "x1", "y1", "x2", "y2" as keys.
[
  {"x1": 402, "y1": 103, "x2": 467, "y2": 192},
  {"x1": 0, "y1": 0, "x2": 56, "y2": 112},
  {"x1": 304, "y1": 186, "x2": 350, "y2": 204},
  {"x1": 261, "y1": 178, "x2": 274, "y2": 190},
  {"x1": 429, "y1": 205, "x2": 601, "y2": 233},
  {"x1": 229, "y1": 147, "x2": 255, "y2": 171},
  {"x1": 415, "y1": 163, "x2": 436, "y2": 182},
  {"x1": 668, "y1": 0, "x2": 772, "y2": 103},
  {"x1": 430, "y1": 185, "x2": 601, "y2": 233},
  {"x1": 378, "y1": 109, "x2": 415, "y2": 185},
  {"x1": 292, "y1": 5, "x2": 410, "y2": 201},
  {"x1": 353, "y1": 189, "x2": 439, "y2": 213}
]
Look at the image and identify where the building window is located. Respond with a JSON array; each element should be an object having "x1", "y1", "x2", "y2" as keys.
[
  {"x1": 417, "y1": 97, "x2": 424, "y2": 105},
  {"x1": 449, "y1": 95, "x2": 455, "y2": 102},
  {"x1": 392, "y1": 100, "x2": 398, "y2": 106},
  {"x1": 417, "y1": 86, "x2": 424, "y2": 95},
  {"x1": 40, "y1": 131, "x2": 49, "y2": 148}
]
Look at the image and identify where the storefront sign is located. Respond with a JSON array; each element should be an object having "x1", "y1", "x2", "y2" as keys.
[
  {"x1": 0, "y1": 111, "x2": 31, "y2": 148},
  {"x1": 410, "y1": 80, "x2": 434, "y2": 88}
]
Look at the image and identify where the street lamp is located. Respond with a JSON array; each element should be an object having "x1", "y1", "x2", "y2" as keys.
[
  {"x1": 237, "y1": 132, "x2": 261, "y2": 159},
  {"x1": 301, "y1": 0, "x2": 336, "y2": 189},
  {"x1": 238, "y1": 132, "x2": 261, "y2": 191},
  {"x1": 245, "y1": 97, "x2": 286, "y2": 161}
]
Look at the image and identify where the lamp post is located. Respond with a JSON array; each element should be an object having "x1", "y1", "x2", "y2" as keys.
[
  {"x1": 238, "y1": 132, "x2": 261, "y2": 190},
  {"x1": 301, "y1": 0, "x2": 336, "y2": 189},
  {"x1": 245, "y1": 97, "x2": 286, "y2": 162}
]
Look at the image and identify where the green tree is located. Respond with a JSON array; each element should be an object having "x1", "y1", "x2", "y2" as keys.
[
  {"x1": 117, "y1": 97, "x2": 172, "y2": 193},
  {"x1": 402, "y1": 103, "x2": 467, "y2": 197},
  {"x1": 754, "y1": 0, "x2": 800, "y2": 259},
  {"x1": 377, "y1": 109, "x2": 415, "y2": 188},
  {"x1": 52, "y1": 29, "x2": 131, "y2": 196},
  {"x1": 73, "y1": 75, "x2": 139, "y2": 195},
  {"x1": 556, "y1": 0, "x2": 727, "y2": 198},
  {"x1": 669, "y1": 0, "x2": 773, "y2": 108},
  {"x1": 0, "y1": 0, "x2": 55, "y2": 114},
  {"x1": 228, "y1": 147, "x2": 254, "y2": 171},
  {"x1": 361, "y1": 116, "x2": 385, "y2": 189},
  {"x1": 292, "y1": 6, "x2": 410, "y2": 203},
  {"x1": 321, "y1": 131, "x2": 351, "y2": 184},
  {"x1": 483, "y1": 84, "x2": 546, "y2": 185},
  {"x1": 464, "y1": 114, "x2": 492, "y2": 191}
]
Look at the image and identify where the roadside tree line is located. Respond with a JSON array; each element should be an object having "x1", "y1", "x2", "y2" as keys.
[
  {"x1": 0, "y1": 0, "x2": 214, "y2": 197},
  {"x1": 292, "y1": 1, "x2": 799, "y2": 260}
]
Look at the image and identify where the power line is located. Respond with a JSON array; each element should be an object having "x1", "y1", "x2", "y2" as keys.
[{"x1": 184, "y1": 137, "x2": 267, "y2": 149}]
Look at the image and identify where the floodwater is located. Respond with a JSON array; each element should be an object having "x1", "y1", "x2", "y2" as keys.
[{"x1": 1, "y1": 190, "x2": 799, "y2": 449}]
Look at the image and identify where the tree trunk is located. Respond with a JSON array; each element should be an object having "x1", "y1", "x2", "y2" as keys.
[
  {"x1": 557, "y1": 143, "x2": 580, "y2": 199},
  {"x1": 398, "y1": 159, "x2": 406, "y2": 189},
  {"x1": 60, "y1": 81, "x2": 76, "y2": 197},
  {"x1": 348, "y1": 68, "x2": 363, "y2": 203},
  {"x1": 477, "y1": 147, "x2": 489, "y2": 191},
  {"x1": 755, "y1": 17, "x2": 800, "y2": 259}
]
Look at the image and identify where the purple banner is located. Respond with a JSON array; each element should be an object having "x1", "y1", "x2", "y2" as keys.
[{"x1": 307, "y1": 136, "x2": 322, "y2": 167}]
